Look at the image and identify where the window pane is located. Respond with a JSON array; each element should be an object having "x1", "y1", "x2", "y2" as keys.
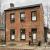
[
  {"x1": 20, "y1": 29, "x2": 25, "y2": 40},
  {"x1": 20, "y1": 13, "x2": 25, "y2": 21},
  {"x1": 21, "y1": 14, "x2": 25, "y2": 18},
  {"x1": 47, "y1": 33, "x2": 50, "y2": 39},
  {"x1": 11, "y1": 35, "x2": 15, "y2": 40},
  {"x1": 32, "y1": 16, "x2": 36, "y2": 20},
  {"x1": 33, "y1": 33, "x2": 36, "y2": 39},
  {"x1": 10, "y1": 14, "x2": 15, "y2": 23},
  {"x1": 21, "y1": 34, "x2": 25, "y2": 39},
  {"x1": 32, "y1": 11, "x2": 36, "y2": 21},
  {"x1": 11, "y1": 15, "x2": 14, "y2": 19},
  {"x1": 32, "y1": 29, "x2": 37, "y2": 33},
  {"x1": 10, "y1": 29, "x2": 15, "y2": 41},
  {"x1": 32, "y1": 29, "x2": 37, "y2": 40}
]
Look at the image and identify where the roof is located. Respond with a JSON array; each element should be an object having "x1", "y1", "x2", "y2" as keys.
[{"x1": 4, "y1": 3, "x2": 42, "y2": 11}]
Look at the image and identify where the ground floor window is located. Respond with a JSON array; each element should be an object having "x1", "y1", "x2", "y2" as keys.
[
  {"x1": 32, "y1": 29, "x2": 37, "y2": 42},
  {"x1": 20, "y1": 29, "x2": 25, "y2": 40},
  {"x1": 47, "y1": 33, "x2": 50, "y2": 41},
  {"x1": 10, "y1": 29, "x2": 15, "y2": 41}
]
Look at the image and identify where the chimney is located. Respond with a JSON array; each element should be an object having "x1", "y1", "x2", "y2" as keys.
[{"x1": 10, "y1": 3, "x2": 14, "y2": 8}]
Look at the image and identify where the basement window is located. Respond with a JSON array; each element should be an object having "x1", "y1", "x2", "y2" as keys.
[
  {"x1": 10, "y1": 13, "x2": 15, "y2": 23},
  {"x1": 31, "y1": 11, "x2": 37, "y2": 21},
  {"x1": 20, "y1": 12, "x2": 25, "y2": 21},
  {"x1": 20, "y1": 29, "x2": 25, "y2": 40},
  {"x1": 10, "y1": 29, "x2": 15, "y2": 41}
]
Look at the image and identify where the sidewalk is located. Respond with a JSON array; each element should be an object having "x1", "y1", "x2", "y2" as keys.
[{"x1": 0, "y1": 44, "x2": 50, "y2": 50}]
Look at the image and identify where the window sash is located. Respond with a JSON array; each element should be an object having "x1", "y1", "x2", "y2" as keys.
[
  {"x1": 11, "y1": 14, "x2": 15, "y2": 19},
  {"x1": 10, "y1": 14, "x2": 15, "y2": 22},
  {"x1": 32, "y1": 16, "x2": 36, "y2": 20},
  {"x1": 11, "y1": 34, "x2": 15, "y2": 40},
  {"x1": 32, "y1": 29, "x2": 37, "y2": 42},
  {"x1": 21, "y1": 14, "x2": 25, "y2": 18},
  {"x1": 20, "y1": 13, "x2": 25, "y2": 21},
  {"x1": 32, "y1": 11, "x2": 37, "y2": 21},
  {"x1": 10, "y1": 29, "x2": 15, "y2": 41},
  {"x1": 47, "y1": 33, "x2": 50, "y2": 39},
  {"x1": 33, "y1": 33, "x2": 36, "y2": 39},
  {"x1": 21, "y1": 34, "x2": 25, "y2": 39},
  {"x1": 20, "y1": 29, "x2": 25, "y2": 40}
]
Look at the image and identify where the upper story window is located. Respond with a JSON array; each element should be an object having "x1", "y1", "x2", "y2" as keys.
[
  {"x1": 10, "y1": 29, "x2": 15, "y2": 41},
  {"x1": 31, "y1": 11, "x2": 37, "y2": 21},
  {"x1": 10, "y1": 13, "x2": 15, "y2": 23},
  {"x1": 20, "y1": 12, "x2": 25, "y2": 21},
  {"x1": 20, "y1": 29, "x2": 25, "y2": 40}
]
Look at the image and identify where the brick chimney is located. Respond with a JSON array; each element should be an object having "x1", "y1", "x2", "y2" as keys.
[{"x1": 10, "y1": 3, "x2": 14, "y2": 8}]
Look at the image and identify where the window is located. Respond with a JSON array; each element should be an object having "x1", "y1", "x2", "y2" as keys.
[
  {"x1": 20, "y1": 29, "x2": 25, "y2": 40},
  {"x1": 47, "y1": 33, "x2": 50, "y2": 39},
  {"x1": 10, "y1": 13, "x2": 15, "y2": 23},
  {"x1": 20, "y1": 12, "x2": 25, "y2": 21},
  {"x1": 32, "y1": 29, "x2": 37, "y2": 42},
  {"x1": 10, "y1": 29, "x2": 15, "y2": 41},
  {"x1": 47, "y1": 33, "x2": 50, "y2": 41},
  {"x1": 31, "y1": 11, "x2": 37, "y2": 21}
]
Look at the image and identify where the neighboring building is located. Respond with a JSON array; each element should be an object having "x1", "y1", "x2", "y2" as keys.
[
  {"x1": 0, "y1": 15, "x2": 5, "y2": 45},
  {"x1": 4, "y1": 4, "x2": 44, "y2": 46}
]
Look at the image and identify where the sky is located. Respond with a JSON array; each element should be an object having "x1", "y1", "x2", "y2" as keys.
[{"x1": 0, "y1": 0, "x2": 50, "y2": 28}]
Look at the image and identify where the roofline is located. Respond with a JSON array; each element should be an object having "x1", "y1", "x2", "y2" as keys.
[{"x1": 4, "y1": 3, "x2": 42, "y2": 11}]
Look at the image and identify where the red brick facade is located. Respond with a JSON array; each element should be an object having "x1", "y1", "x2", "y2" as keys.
[{"x1": 5, "y1": 4, "x2": 44, "y2": 46}]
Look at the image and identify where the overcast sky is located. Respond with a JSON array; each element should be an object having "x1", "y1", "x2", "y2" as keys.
[{"x1": 1, "y1": 0, "x2": 50, "y2": 28}]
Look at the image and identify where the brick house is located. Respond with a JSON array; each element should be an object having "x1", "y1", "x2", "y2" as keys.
[{"x1": 4, "y1": 4, "x2": 44, "y2": 46}]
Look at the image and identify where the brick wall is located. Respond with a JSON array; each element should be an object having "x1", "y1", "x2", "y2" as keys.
[{"x1": 5, "y1": 4, "x2": 44, "y2": 46}]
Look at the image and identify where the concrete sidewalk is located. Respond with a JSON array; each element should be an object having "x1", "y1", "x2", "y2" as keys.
[
  {"x1": 0, "y1": 44, "x2": 50, "y2": 50},
  {"x1": 0, "y1": 45, "x2": 50, "y2": 50}
]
